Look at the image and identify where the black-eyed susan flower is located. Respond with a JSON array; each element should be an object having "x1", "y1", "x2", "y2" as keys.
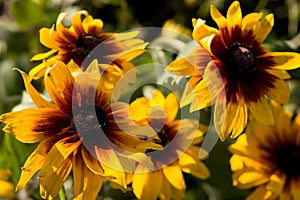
[
  {"x1": 166, "y1": 1, "x2": 300, "y2": 140},
  {"x1": 0, "y1": 169, "x2": 15, "y2": 200},
  {"x1": 30, "y1": 10, "x2": 147, "y2": 80},
  {"x1": 229, "y1": 101, "x2": 300, "y2": 199},
  {"x1": 0, "y1": 61, "x2": 161, "y2": 199},
  {"x1": 129, "y1": 90, "x2": 210, "y2": 200}
]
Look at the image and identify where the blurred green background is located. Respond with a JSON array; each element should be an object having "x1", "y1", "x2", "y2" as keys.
[{"x1": 0, "y1": 0, "x2": 299, "y2": 199}]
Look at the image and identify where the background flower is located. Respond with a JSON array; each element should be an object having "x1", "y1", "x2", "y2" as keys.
[
  {"x1": 229, "y1": 101, "x2": 300, "y2": 199},
  {"x1": 130, "y1": 89, "x2": 210, "y2": 200},
  {"x1": 166, "y1": 1, "x2": 300, "y2": 141}
]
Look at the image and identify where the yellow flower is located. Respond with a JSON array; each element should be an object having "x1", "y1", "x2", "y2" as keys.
[
  {"x1": 0, "y1": 60, "x2": 160, "y2": 199},
  {"x1": 229, "y1": 101, "x2": 300, "y2": 199},
  {"x1": 0, "y1": 169, "x2": 15, "y2": 200},
  {"x1": 166, "y1": 1, "x2": 300, "y2": 140},
  {"x1": 30, "y1": 10, "x2": 148, "y2": 80},
  {"x1": 130, "y1": 90, "x2": 210, "y2": 200}
]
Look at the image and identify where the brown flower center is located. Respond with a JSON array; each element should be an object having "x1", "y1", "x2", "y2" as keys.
[
  {"x1": 224, "y1": 44, "x2": 256, "y2": 75},
  {"x1": 71, "y1": 105, "x2": 107, "y2": 134},
  {"x1": 276, "y1": 146, "x2": 300, "y2": 177}
]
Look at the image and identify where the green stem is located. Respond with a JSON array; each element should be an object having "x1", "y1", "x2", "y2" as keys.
[{"x1": 59, "y1": 186, "x2": 67, "y2": 200}]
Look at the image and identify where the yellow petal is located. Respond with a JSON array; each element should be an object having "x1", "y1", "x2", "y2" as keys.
[
  {"x1": 226, "y1": 1, "x2": 242, "y2": 29},
  {"x1": 266, "y1": 173, "x2": 286, "y2": 193},
  {"x1": 255, "y1": 14, "x2": 274, "y2": 43},
  {"x1": 40, "y1": 157, "x2": 72, "y2": 199},
  {"x1": 242, "y1": 12, "x2": 264, "y2": 30},
  {"x1": 0, "y1": 108, "x2": 68, "y2": 143},
  {"x1": 266, "y1": 78, "x2": 290, "y2": 104},
  {"x1": 16, "y1": 138, "x2": 53, "y2": 190},
  {"x1": 165, "y1": 92, "x2": 179, "y2": 124},
  {"x1": 192, "y1": 18, "x2": 217, "y2": 53},
  {"x1": 40, "y1": 136, "x2": 80, "y2": 180},
  {"x1": 162, "y1": 165, "x2": 186, "y2": 190},
  {"x1": 73, "y1": 152, "x2": 104, "y2": 200},
  {"x1": 71, "y1": 11, "x2": 88, "y2": 36},
  {"x1": 248, "y1": 97, "x2": 274, "y2": 126},
  {"x1": 81, "y1": 147, "x2": 104, "y2": 175},
  {"x1": 159, "y1": 176, "x2": 171, "y2": 200},
  {"x1": 230, "y1": 103, "x2": 248, "y2": 138},
  {"x1": 29, "y1": 56, "x2": 57, "y2": 80},
  {"x1": 14, "y1": 68, "x2": 55, "y2": 108},
  {"x1": 132, "y1": 165, "x2": 163, "y2": 200},
  {"x1": 39, "y1": 27, "x2": 56, "y2": 49},
  {"x1": 210, "y1": 5, "x2": 227, "y2": 29},
  {"x1": 232, "y1": 170, "x2": 269, "y2": 189},
  {"x1": 178, "y1": 152, "x2": 210, "y2": 179},
  {"x1": 265, "y1": 69, "x2": 291, "y2": 79},
  {"x1": 44, "y1": 61, "x2": 74, "y2": 114},
  {"x1": 31, "y1": 49, "x2": 57, "y2": 61},
  {"x1": 0, "y1": 180, "x2": 15, "y2": 200},
  {"x1": 260, "y1": 52, "x2": 300, "y2": 70},
  {"x1": 246, "y1": 185, "x2": 274, "y2": 200},
  {"x1": 73, "y1": 152, "x2": 84, "y2": 200},
  {"x1": 216, "y1": 101, "x2": 238, "y2": 141},
  {"x1": 95, "y1": 148, "x2": 127, "y2": 188}
]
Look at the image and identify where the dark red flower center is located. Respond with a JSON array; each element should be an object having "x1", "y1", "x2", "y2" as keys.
[
  {"x1": 223, "y1": 44, "x2": 256, "y2": 75},
  {"x1": 71, "y1": 104, "x2": 107, "y2": 134},
  {"x1": 276, "y1": 145, "x2": 300, "y2": 177},
  {"x1": 76, "y1": 34, "x2": 102, "y2": 56}
]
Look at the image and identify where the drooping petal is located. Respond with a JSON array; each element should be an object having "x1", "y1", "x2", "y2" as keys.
[
  {"x1": 266, "y1": 78, "x2": 290, "y2": 104},
  {"x1": 94, "y1": 147, "x2": 127, "y2": 188},
  {"x1": 132, "y1": 165, "x2": 163, "y2": 200},
  {"x1": 73, "y1": 151, "x2": 103, "y2": 200},
  {"x1": 162, "y1": 164, "x2": 186, "y2": 190},
  {"x1": 248, "y1": 97, "x2": 274, "y2": 126},
  {"x1": 16, "y1": 135, "x2": 60, "y2": 190},
  {"x1": 39, "y1": 135, "x2": 80, "y2": 181},
  {"x1": 178, "y1": 152, "x2": 210, "y2": 179},
  {"x1": 81, "y1": 147, "x2": 104, "y2": 175},
  {"x1": 246, "y1": 185, "x2": 274, "y2": 200},
  {"x1": 40, "y1": 157, "x2": 72, "y2": 199}
]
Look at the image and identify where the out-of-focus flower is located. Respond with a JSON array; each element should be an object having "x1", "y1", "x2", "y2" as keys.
[
  {"x1": 130, "y1": 90, "x2": 210, "y2": 200},
  {"x1": 29, "y1": 10, "x2": 148, "y2": 82},
  {"x1": 166, "y1": 1, "x2": 300, "y2": 140},
  {"x1": 0, "y1": 169, "x2": 15, "y2": 200},
  {"x1": 229, "y1": 101, "x2": 300, "y2": 199},
  {"x1": 0, "y1": 60, "x2": 161, "y2": 199}
]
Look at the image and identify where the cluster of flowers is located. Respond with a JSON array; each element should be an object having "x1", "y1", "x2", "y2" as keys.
[{"x1": 1, "y1": 1, "x2": 300, "y2": 199}]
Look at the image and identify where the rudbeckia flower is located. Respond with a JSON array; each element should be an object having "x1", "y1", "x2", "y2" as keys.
[
  {"x1": 229, "y1": 101, "x2": 300, "y2": 199},
  {"x1": 130, "y1": 90, "x2": 210, "y2": 200},
  {"x1": 0, "y1": 169, "x2": 15, "y2": 200},
  {"x1": 0, "y1": 60, "x2": 161, "y2": 199},
  {"x1": 166, "y1": 1, "x2": 300, "y2": 140},
  {"x1": 30, "y1": 10, "x2": 147, "y2": 81}
]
